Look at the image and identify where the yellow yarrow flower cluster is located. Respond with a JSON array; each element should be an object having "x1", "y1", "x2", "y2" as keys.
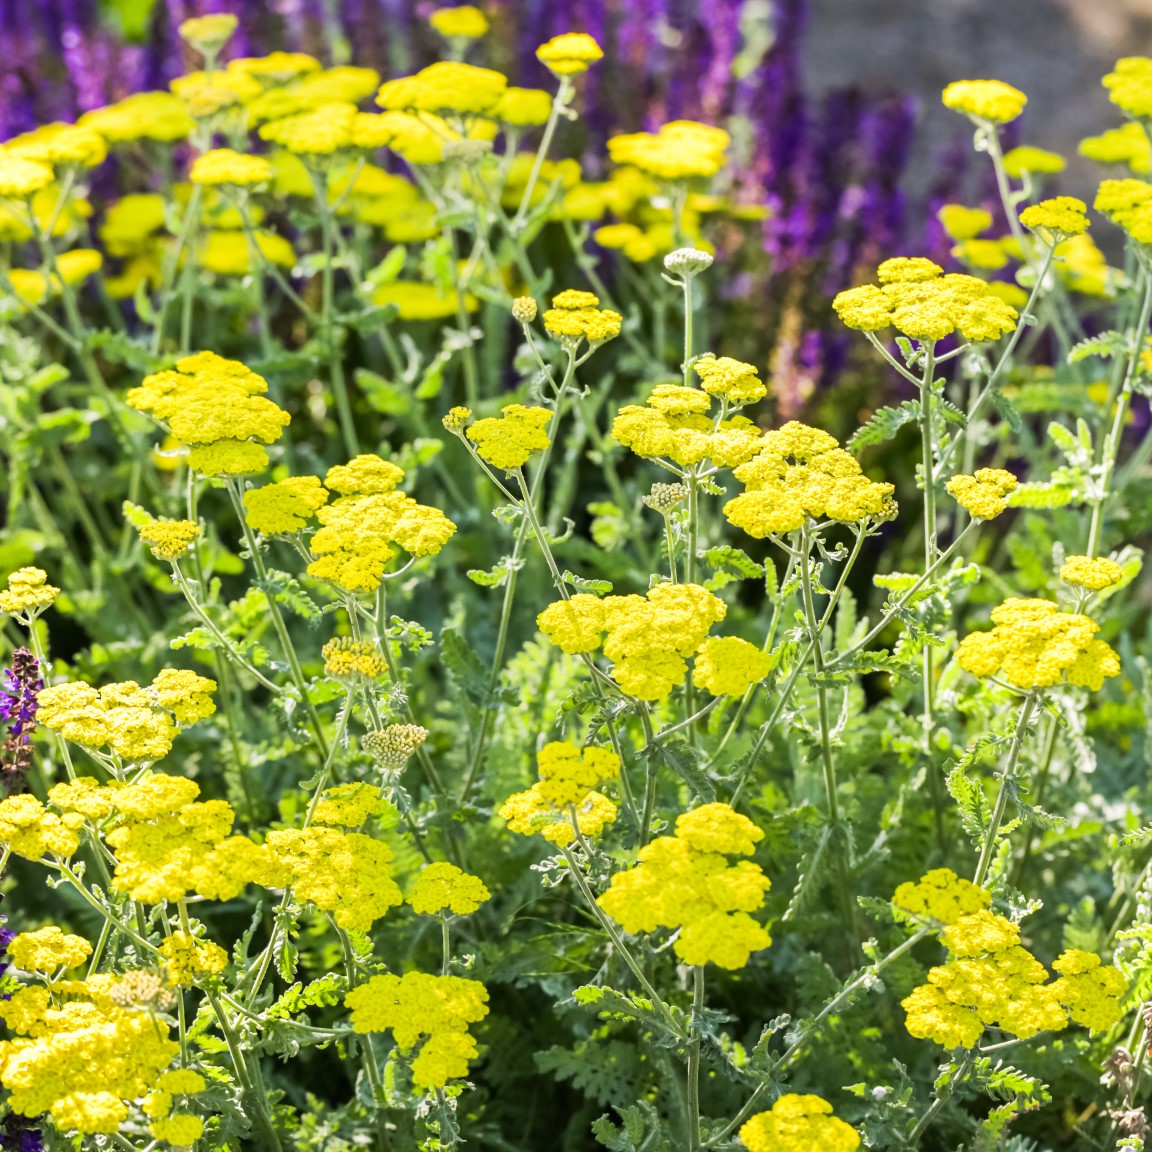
[
  {"x1": 144, "y1": 1064, "x2": 208, "y2": 1143},
  {"x1": 942, "y1": 78, "x2": 1027, "y2": 124},
  {"x1": 537, "y1": 582, "x2": 727, "y2": 700},
  {"x1": 127, "y1": 351, "x2": 290, "y2": 477},
  {"x1": 189, "y1": 147, "x2": 272, "y2": 187},
  {"x1": 345, "y1": 971, "x2": 489, "y2": 1089},
  {"x1": 1080, "y1": 122, "x2": 1151, "y2": 173},
  {"x1": 499, "y1": 740, "x2": 620, "y2": 846},
  {"x1": 259, "y1": 102, "x2": 397, "y2": 157},
  {"x1": 306, "y1": 455, "x2": 456, "y2": 594},
  {"x1": 938, "y1": 204, "x2": 995, "y2": 241},
  {"x1": 0, "y1": 153, "x2": 55, "y2": 199},
  {"x1": 0, "y1": 567, "x2": 60, "y2": 619},
  {"x1": 693, "y1": 355, "x2": 766, "y2": 406},
  {"x1": 1094, "y1": 177, "x2": 1152, "y2": 244},
  {"x1": 178, "y1": 13, "x2": 238, "y2": 55},
  {"x1": 137, "y1": 516, "x2": 202, "y2": 562},
  {"x1": 408, "y1": 862, "x2": 491, "y2": 915},
  {"x1": 956, "y1": 598, "x2": 1121, "y2": 691},
  {"x1": 158, "y1": 931, "x2": 228, "y2": 987},
  {"x1": 833, "y1": 258, "x2": 1018, "y2": 343},
  {"x1": 536, "y1": 33, "x2": 604, "y2": 76},
  {"x1": 892, "y1": 869, "x2": 991, "y2": 925},
  {"x1": 462, "y1": 404, "x2": 552, "y2": 470},
  {"x1": 611, "y1": 386, "x2": 761, "y2": 470},
  {"x1": 6, "y1": 123, "x2": 107, "y2": 169},
  {"x1": 598, "y1": 803, "x2": 771, "y2": 969},
  {"x1": 739, "y1": 1094, "x2": 860, "y2": 1152},
  {"x1": 945, "y1": 468, "x2": 1018, "y2": 520},
  {"x1": 0, "y1": 969, "x2": 180, "y2": 1135},
  {"x1": 243, "y1": 475, "x2": 328, "y2": 535},
  {"x1": 691, "y1": 636, "x2": 776, "y2": 697},
  {"x1": 8, "y1": 927, "x2": 92, "y2": 973},
  {"x1": 50, "y1": 774, "x2": 263, "y2": 905},
  {"x1": 1059, "y1": 555, "x2": 1125, "y2": 591},
  {"x1": 377, "y1": 61, "x2": 507, "y2": 118},
  {"x1": 264, "y1": 827, "x2": 403, "y2": 931},
  {"x1": 312, "y1": 783, "x2": 391, "y2": 829},
  {"x1": 228, "y1": 51, "x2": 321, "y2": 84},
  {"x1": 429, "y1": 6, "x2": 490, "y2": 40},
  {"x1": 541, "y1": 288, "x2": 622, "y2": 346},
  {"x1": 608, "y1": 120, "x2": 729, "y2": 181},
  {"x1": 1003, "y1": 145, "x2": 1066, "y2": 178},
  {"x1": 0, "y1": 794, "x2": 84, "y2": 861},
  {"x1": 36, "y1": 669, "x2": 215, "y2": 762},
  {"x1": 1050, "y1": 949, "x2": 1128, "y2": 1031},
  {"x1": 1019, "y1": 196, "x2": 1089, "y2": 242},
  {"x1": 903, "y1": 908, "x2": 1125, "y2": 1048},
  {"x1": 321, "y1": 637, "x2": 390, "y2": 681},
  {"x1": 245, "y1": 66, "x2": 381, "y2": 125},
  {"x1": 79, "y1": 92, "x2": 194, "y2": 145},
  {"x1": 1103, "y1": 56, "x2": 1152, "y2": 119},
  {"x1": 723, "y1": 421, "x2": 895, "y2": 539},
  {"x1": 170, "y1": 69, "x2": 262, "y2": 120}
]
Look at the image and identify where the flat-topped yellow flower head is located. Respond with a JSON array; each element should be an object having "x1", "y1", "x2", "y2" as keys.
[
  {"x1": 536, "y1": 32, "x2": 604, "y2": 76},
  {"x1": 957, "y1": 598, "x2": 1120, "y2": 691},
  {"x1": 429, "y1": 6, "x2": 490, "y2": 40},
  {"x1": 608, "y1": 120, "x2": 729, "y2": 181},
  {"x1": 178, "y1": 13, "x2": 238, "y2": 57},
  {"x1": 1104, "y1": 56, "x2": 1152, "y2": 119},
  {"x1": 942, "y1": 78, "x2": 1027, "y2": 124},
  {"x1": 1020, "y1": 196, "x2": 1089, "y2": 242},
  {"x1": 740, "y1": 1095, "x2": 860, "y2": 1152},
  {"x1": 834, "y1": 260, "x2": 1018, "y2": 343},
  {"x1": 946, "y1": 468, "x2": 1018, "y2": 520},
  {"x1": 189, "y1": 147, "x2": 272, "y2": 187}
]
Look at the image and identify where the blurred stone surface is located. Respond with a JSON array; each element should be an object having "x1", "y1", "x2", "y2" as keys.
[{"x1": 802, "y1": 0, "x2": 1137, "y2": 203}]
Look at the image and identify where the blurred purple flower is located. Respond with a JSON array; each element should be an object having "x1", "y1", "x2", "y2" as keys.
[{"x1": 1, "y1": 648, "x2": 41, "y2": 792}]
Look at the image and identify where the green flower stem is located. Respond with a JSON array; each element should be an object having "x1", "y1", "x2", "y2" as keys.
[
  {"x1": 973, "y1": 692, "x2": 1040, "y2": 886},
  {"x1": 457, "y1": 351, "x2": 578, "y2": 804},
  {"x1": 916, "y1": 342, "x2": 949, "y2": 851},
  {"x1": 371, "y1": 581, "x2": 446, "y2": 796},
  {"x1": 0, "y1": 271, "x2": 80, "y2": 348},
  {"x1": 443, "y1": 223, "x2": 480, "y2": 408},
  {"x1": 798, "y1": 525, "x2": 839, "y2": 826},
  {"x1": 1086, "y1": 259, "x2": 1152, "y2": 557},
  {"x1": 727, "y1": 550, "x2": 866, "y2": 806},
  {"x1": 558, "y1": 839, "x2": 684, "y2": 1040},
  {"x1": 29, "y1": 212, "x2": 151, "y2": 478},
  {"x1": 440, "y1": 913, "x2": 452, "y2": 976},
  {"x1": 707, "y1": 551, "x2": 798, "y2": 765},
  {"x1": 936, "y1": 242, "x2": 1058, "y2": 473},
  {"x1": 205, "y1": 985, "x2": 284, "y2": 1152},
  {"x1": 510, "y1": 77, "x2": 573, "y2": 235},
  {"x1": 243, "y1": 694, "x2": 353, "y2": 1008},
  {"x1": 706, "y1": 927, "x2": 933, "y2": 1147},
  {"x1": 907, "y1": 1052, "x2": 975, "y2": 1147},
  {"x1": 637, "y1": 707, "x2": 659, "y2": 846},
  {"x1": 559, "y1": 216, "x2": 649, "y2": 359},
  {"x1": 828, "y1": 521, "x2": 977, "y2": 667},
  {"x1": 226, "y1": 480, "x2": 329, "y2": 759},
  {"x1": 1011, "y1": 712, "x2": 1060, "y2": 887},
  {"x1": 239, "y1": 201, "x2": 316, "y2": 321},
  {"x1": 238, "y1": 207, "x2": 273, "y2": 360},
  {"x1": 686, "y1": 965, "x2": 705, "y2": 1150},
  {"x1": 308, "y1": 167, "x2": 359, "y2": 457},
  {"x1": 171, "y1": 562, "x2": 284, "y2": 694},
  {"x1": 173, "y1": 901, "x2": 278, "y2": 1145},
  {"x1": 334, "y1": 922, "x2": 389, "y2": 1137}
]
